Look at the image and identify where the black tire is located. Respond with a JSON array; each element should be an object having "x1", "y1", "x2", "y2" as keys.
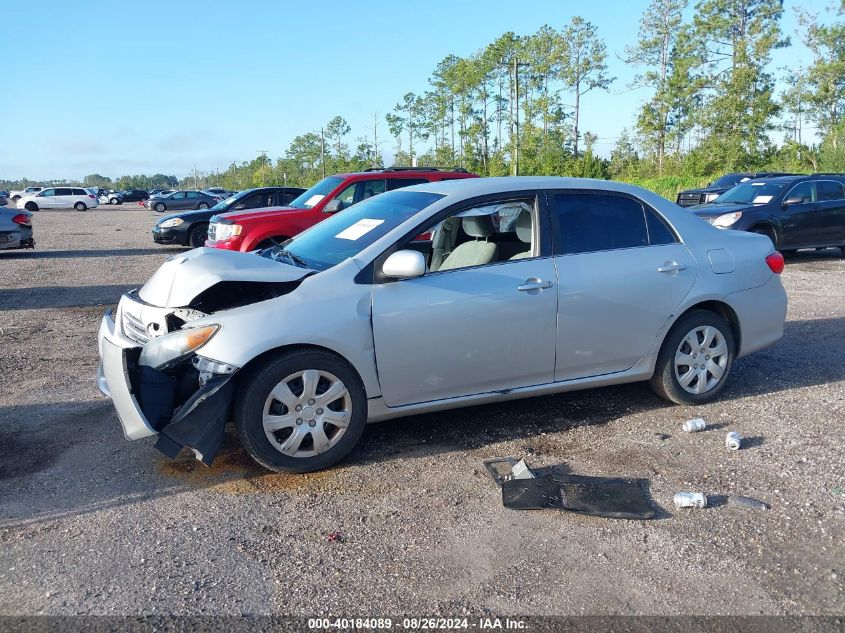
[
  {"x1": 12, "y1": 195, "x2": 20, "y2": 203},
  {"x1": 751, "y1": 226, "x2": 777, "y2": 249},
  {"x1": 188, "y1": 223, "x2": 209, "y2": 248},
  {"x1": 24, "y1": 202, "x2": 38, "y2": 212},
  {"x1": 74, "y1": 202, "x2": 87, "y2": 211},
  {"x1": 110, "y1": 198, "x2": 119, "y2": 205},
  {"x1": 154, "y1": 202, "x2": 166, "y2": 213},
  {"x1": 233, "y1": 349, "x2": 368, "y2": 473},
  {"x1": 198, "y1": 202, "x2": 209, "y2": 210},
  {"x1": 649, "y1": 309, "x2": 735, "y2": 405}
]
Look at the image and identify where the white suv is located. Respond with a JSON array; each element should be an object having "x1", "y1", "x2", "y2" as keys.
[
  {"x1": 10, "y1": 186, "x2": 45, "y2": 202},
  {"x1": 19, "y1": 187, "x2": 100, "y2": 211}
]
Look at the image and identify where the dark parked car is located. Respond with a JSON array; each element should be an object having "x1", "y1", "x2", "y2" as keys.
[
  {"x1": 690, "y1": 174, "x2": 845, "y2": 254},
  {"x1": 677, "y1": 172, "x2": 796, "y2": 207},
  {"x1": 146, "y1": 190, "x2": 219, "y2": 215},
  {"x1": 151, "y1": 186, "x2": 306, "y2": 247},
  {"x1": 108, "y1": 189, "x2": 150, "y2": 204}
]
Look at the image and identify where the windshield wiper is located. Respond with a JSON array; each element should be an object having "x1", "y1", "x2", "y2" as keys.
[{"x1": 275, "y1": 249, "x2": 308, "y2": 268}]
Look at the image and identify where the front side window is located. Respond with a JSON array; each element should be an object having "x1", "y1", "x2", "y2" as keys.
[
  {"x1": 550, "y1": 192, "x2": 649, "y2": 255},
  {"x1": 266, "y1": 190, "x2": 444, "y2": 271},
  {"x1": 243, "y1": 191, "x2": 275, "y2": 209},
  {"x1": 172, "y1": 192, "x2": 187, "y2": 199},
  {"x1": 39, "y1": 189, "x2": 55, "y2": 197},
  {"x1": 418, "y1": 198, "x2": 536, "y2": 272},
  {"x1": 785, "y1": 181, "x2": 816, "y2": 204},
  {"x1": 816, "y1": 180, "x2": 845, "y2": 201}
]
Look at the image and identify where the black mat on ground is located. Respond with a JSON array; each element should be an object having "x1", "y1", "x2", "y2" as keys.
[
  {"x1": 501, "y1": 476, "x2": 563, "y2": 509},
  {"x1": 501, "y1": 469, "x2": 656, "y2": 519}
]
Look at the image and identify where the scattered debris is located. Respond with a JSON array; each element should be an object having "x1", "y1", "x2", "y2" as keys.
[
  {"x1": 326, "y1": 531, "x2": 343, "y2": 543},
  {"x1": 726, "y1": 431, "x2": 742, "y2": 451},
  {"x1": 493, "y1": 458, "x2": 656, "y2": 520},
  {"x1": 683, "y1": 418, "x2": 707, "y2": 433},
  {"x1": 726, "y1": 495, "x2": 768, "y2": 511},
  {"x1": 674, "y1": 492, "x2": 708, "y2": 508},
  {"x1": 483, "y1": 457, "x2": 519, "y2": 488},
  {"x1": 511, "y1": 459, "x2": 534, "y2": 480}
]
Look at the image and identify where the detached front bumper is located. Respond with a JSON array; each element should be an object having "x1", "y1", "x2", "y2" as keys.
[{"x1": 96, "y1": 306, "x2": 238, "y2": 464}]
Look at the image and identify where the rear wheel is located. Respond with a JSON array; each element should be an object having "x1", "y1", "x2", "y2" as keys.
[
  {"x1": 233, "y1": 350, "x2": 367, "y2": 473},
  {"x1": 110, "y1": 198, "x2": 119, "y2": 205},
  {"x1": 650, "y1": 310, "x2": 735, "y2": 405},
  {"x1": 188, "y1": 223, "x2": 209, "y2": 248},
  {"x1": 24, "y1": 202, "x2": 37, "y2": 212},
  {"x1": 198, "y1": 202, "x2": 209, "y2": 210},
  {"x1": 74, "y1": 202, "x2": 87, "y2": 211},
  {"x1": 154, "y1": 202, "x2": 166, "y2": 213}
]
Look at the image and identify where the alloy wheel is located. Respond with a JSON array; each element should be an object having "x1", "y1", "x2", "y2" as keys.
[
  {"x1": 262, "y1": 369, "x2": 352, "y2": 458},
  {"x1": 674, "y1": 325, "x2": 729, "y2": 395}
]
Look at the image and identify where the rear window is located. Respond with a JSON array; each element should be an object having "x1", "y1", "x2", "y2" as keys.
[
  {"x1": 550, "y1": 193, "x2": 650, "y2": 255},
  {"x1": 73, "y1": 188, "x2": 86, "y2": 195},
  {"x1": 816, "y1": 180, "x2": 845, "y2": 201}
]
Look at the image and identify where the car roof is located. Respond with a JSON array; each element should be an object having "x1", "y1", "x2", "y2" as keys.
[
  {"x1": 333, "y1": 168, "x2": 472, "y2": 179},
  {"x1": 408, "y1": 176, "x2": 661, "y2": 198}
]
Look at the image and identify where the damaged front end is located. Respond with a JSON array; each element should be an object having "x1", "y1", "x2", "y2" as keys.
[{"x1": 96, "y1": 248, "x2": 313, "y2": 465}]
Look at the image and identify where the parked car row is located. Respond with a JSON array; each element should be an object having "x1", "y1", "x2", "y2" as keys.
[
  {"x1": 0, "y1": 206, "x2": 34, "y2": 250},
  {"x1": 683, "y1": 173, "x2": 845, "y2": 255}
]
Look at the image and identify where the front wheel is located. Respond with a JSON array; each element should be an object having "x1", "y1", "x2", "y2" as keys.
[
  {"x1": 154, "y1": 202, "x2": 165, "y2": 213},
  {"x1": 110, "y1": 198, "x2": 119, "y2": 205},
  {"x1": 649, "y1": 310, "x2": 735, "y2": 405},
  {"x1": 74, "y1": 202, "x2": 87, "y2": 211},
  {"x1": 24, "y1": 202, "x2": 38, "y2": 212},
  {"x1": 188, "y1": 223, "x2": 208, "y2": 248},
  {"x1": 233, "y1": 350, "x2": 368, "y2": 473},
  {"x1": 751, "y1": 226, "x2": 777, "y2": 249}
]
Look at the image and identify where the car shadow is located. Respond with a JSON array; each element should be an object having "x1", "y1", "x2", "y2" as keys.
[
  {"x1": 1, "y1": 317, "x2": 842, "y2": 528},
  {"x1": 0, "y1": 285, "x2": 140, "y2": 310},
  {"x1": 0, "y1": 247, "x2": 185, "y2": 260}
]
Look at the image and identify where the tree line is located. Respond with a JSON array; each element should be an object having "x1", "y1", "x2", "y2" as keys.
[{"x1": 3, "y1": 0, "x2": 843, "y2": 200}]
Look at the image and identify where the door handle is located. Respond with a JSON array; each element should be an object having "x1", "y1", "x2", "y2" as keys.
[
  {"x1": 517, "y1": 278, "x2": 554, "y2": 291},
  {"x1": 657, "y1": 261, "x2": 688, "y2": 274}
]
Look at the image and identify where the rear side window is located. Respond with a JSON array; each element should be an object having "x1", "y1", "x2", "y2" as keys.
[
  {"x1": 550, "y1": 193, "x2": 649, "y2": 255},
  {"x1": 72, "y1": 188, "x2": 86, "y2": 195},
  {"x1": 816, "y1": 180, "x2": 845, "y2": 201},
  {"x1": 389, "y1": 178, "x2": 428, "y2": 190},
  {"x1": 56, "y1": 188, "x2": 73, "y2": 196},
  {"x1": 645, "y1": 208, "x2": 678, "y2": 245}
]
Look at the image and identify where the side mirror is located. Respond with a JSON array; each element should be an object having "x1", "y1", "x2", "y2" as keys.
[
  {"x1": 782, "y1": 196, "x2": 803, "y2": 207},
  {"x1": 382, "y1": 250, "x2": 426, "y2": 280},
  {"x1": 324, "y1": 199, "x2": 343, "y2": 213}
]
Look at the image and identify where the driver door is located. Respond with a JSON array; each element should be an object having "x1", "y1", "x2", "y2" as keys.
[{"x1": 371, "y1": 195, "x2": 558, "y2": 407}]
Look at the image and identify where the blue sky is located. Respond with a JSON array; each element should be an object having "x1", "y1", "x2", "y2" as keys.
[{"x1": 0, "y1": 0, "x2": 836, "y2": 180}]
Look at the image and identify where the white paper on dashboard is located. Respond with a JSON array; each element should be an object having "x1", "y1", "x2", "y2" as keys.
[
  {"x1": 335, "y1": 218, "x2": 385, "y2": 240},
  {"x1": 753, "y1": 195, "x2": 773, "y2": 203},
  {"x1": 304, "y1": 194, "x2": 325, "y2": 207}
]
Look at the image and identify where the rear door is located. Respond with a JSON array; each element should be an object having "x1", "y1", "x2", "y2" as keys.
[
  {"x1": 55, "y1": 188, "x2": 74, "y2": 208},
  {"x1": 814, "y1": 180, "x2": 845, "y2": 244},
  {"x1": 548, "y1": 191, "x2": 696, "y2": 381}
]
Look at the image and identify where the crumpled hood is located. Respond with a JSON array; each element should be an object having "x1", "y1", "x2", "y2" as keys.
[{"x1": 138, "y1": 248, "x2": 312, "y2": 307}]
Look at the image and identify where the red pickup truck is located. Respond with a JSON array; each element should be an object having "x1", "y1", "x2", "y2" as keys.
[{"x1": 205, "y1": 167, "x2": 477, "y2": 251}]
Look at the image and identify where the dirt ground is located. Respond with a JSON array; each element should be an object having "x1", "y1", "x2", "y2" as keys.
[{"x1": 0, "y1": 205, "x2": 843, "y2": 618}]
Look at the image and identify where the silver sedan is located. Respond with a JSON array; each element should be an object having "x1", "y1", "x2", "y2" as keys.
[{"x1": 97, "y1": 177, "x2": 787, "y2": 472}]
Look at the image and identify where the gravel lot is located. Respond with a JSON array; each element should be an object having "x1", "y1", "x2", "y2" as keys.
[{"x1": 0, "y1": 204, "x2": 843, "y2": 618}]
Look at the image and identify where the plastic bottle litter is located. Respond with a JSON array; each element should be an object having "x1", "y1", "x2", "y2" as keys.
[
  {"x1": 726, "y1": 431, "x2": 742, "y2": 451},
  {"x1": 682, "y1": 418, "x2": 706, "y2": 433},
  {"x1": 674, "y1": 492, "x2": 708, "y2": 508}
]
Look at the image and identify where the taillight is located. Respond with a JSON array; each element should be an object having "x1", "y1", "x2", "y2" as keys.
[
  {"x1": 766, "y1": 252, "x2": 784, "y2": 274},
  {"x1": 12, "y1": 213, "x2": 30, "y2": 225}
]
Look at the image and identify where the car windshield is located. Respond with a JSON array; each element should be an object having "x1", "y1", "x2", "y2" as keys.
[
  {"x1": 712, "y1": 174, "x2": 750, "y2": 188},
  {"x1": 262, "y1": 190, "x2": 444, "y2": 271},
  {"x1": 287, "y1": 176, "x2": 343, "y2": 209},
  {"x1": 211, "y1": 190, "x2": 250, "y2": 211},
  {"x1": 713, "y1": 181, "x2": 787, "y2": 205}
]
